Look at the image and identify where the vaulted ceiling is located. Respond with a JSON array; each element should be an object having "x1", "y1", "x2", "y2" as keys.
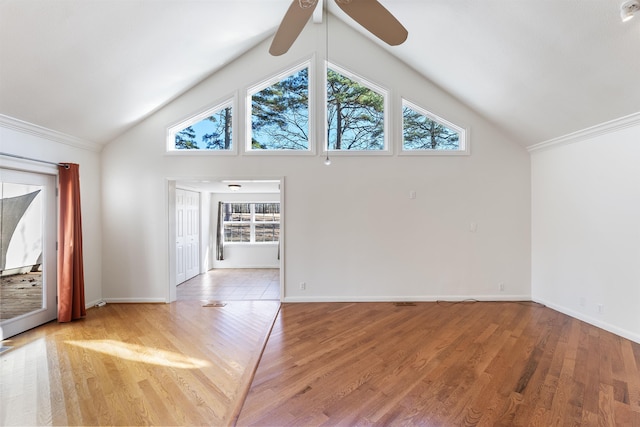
[{"x1": 1, "y1": 0, "x2": 639, "y2": 147}]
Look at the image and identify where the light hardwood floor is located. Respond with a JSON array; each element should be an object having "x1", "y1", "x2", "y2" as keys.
[
  {"x1": 177, "y1": 269, "x2": 280, "y2": 301},
  {"x1": 2, "y1": 300, "x2": 639, "y2": 426},
  {"x1": 0, "y1": 301, "x2": 280, "y2": 426}
]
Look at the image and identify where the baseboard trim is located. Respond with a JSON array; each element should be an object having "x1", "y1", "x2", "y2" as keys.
[
  {"x1": 102, "y1": 298, "x2": 167, "y2": 304},
  {"x1": 283, "y1": 294, "x2": 532, "y2": 303},
  {"x1": 213, "y1": 265, "x2": 280, "y2": 269},
  {"x1": 533, "y1": 297, "x2": 640, "y2": 345}
]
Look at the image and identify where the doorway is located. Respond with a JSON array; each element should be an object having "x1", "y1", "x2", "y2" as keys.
[
  {"x1": 168, "y1": 178, "x2": 284, "y2": 303},
  {"x1": 1, "y1": 168, "x2": 57, "y2": 340}
]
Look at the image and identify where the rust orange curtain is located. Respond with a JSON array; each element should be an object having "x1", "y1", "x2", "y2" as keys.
[{"x1": 57, "y1": 163, "x2": 86, "y2": 322}]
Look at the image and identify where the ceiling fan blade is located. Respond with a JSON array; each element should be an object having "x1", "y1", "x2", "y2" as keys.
[
  {"x1": 270, "y1": 0, "x2": 319, "y2": 56},
  {"x1": 335, "y1": 0, "x2": 408, "y2": 46}
]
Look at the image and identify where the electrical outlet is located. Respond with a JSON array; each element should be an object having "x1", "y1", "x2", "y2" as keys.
[
  {"x1": 299, "y1": 282, "x2": 306, "y2": 290},
  {"x1": 499, "y1": 283, "x2": 505, "y2": 292},
  {"x1": 597, "y1": 304, "x2": 604, "y2": 314},
  {"x1": 579, "y1": 297, "x2": 586, "y2": 307}
]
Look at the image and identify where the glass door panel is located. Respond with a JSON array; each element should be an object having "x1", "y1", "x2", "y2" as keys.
[{"x1": 0, "y1": 169, "x2": 56, "y2": 340}]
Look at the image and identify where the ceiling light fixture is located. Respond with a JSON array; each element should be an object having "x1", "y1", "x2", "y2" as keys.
[
  {"x1": 621, "y1": 0, "x2": 640, "y2": 22},
  {"x1": 324, "y1": 152, "x2": 332, "y2": 166},
  {"x1": 228, "y1": 184, "x2": 242, "y2": 191}
]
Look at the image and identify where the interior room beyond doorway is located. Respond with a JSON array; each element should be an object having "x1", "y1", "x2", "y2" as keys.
[{"x1": 172, "y1": 177, "x2": 283, "y2": 303}]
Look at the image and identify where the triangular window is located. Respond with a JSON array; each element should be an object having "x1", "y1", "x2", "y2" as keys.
[
  {"x1": 402, "y1": 100, "x2": 466, "y2": 153},
  {"x1": 168, "y1": 100, "x2": 233, "y2": 151}
]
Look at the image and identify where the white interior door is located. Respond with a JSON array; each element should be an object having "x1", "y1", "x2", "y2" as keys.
[
  {"x1": 0, "y1": 168, "x2": 57, "y2": 340},
  {"x1": 175, "y1": 189, "x2": 186, "y2": 285},
  {"x1": 176, "y1": 189, "x2": 199, "y2": 285},
  {"x1": 184, "y1": 190, "x2": 200, "y2": 281}
]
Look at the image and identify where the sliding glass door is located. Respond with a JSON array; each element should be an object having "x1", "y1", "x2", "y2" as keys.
[{"x1": 0, "y1": 168, "x2": 57, "y2": 340}]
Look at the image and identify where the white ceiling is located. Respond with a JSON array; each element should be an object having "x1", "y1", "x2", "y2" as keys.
[{"x1": 1, "y1": 0, "x2": 639, "y2": 147}]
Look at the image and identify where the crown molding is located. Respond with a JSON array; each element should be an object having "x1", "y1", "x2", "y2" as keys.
[
  {"x1": 0, "y1": 114, "x2": 102, "y2": 152},
  {"x1": 528, "y1": 112, "x2": 640, "y2": 153}
]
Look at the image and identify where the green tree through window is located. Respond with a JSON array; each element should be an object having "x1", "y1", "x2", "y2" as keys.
[
  {"x1": 251, "y1": 68, "x2": 309, "y2": 150},
  {"x1": 169, "y1": 65, "x2": 466, "y2": 155},
  {"x1": 327, "y1": 68, "x2": 384, "y2": 150},
  {"x1": 173, "y1": 104, "x2": 233, "y2": 150},
  {"x1": 175, "y1": 126, "x2": 198, "y2": 149},
  {"x1": 223, "y1": 203, "x2": 280, "y2": 243},
  {"x1": 203, "y1": 107, "x2": 233, "y2": 149},
  {"x1": 403, "y1": 103, "x2": 460, "y2": 151}
]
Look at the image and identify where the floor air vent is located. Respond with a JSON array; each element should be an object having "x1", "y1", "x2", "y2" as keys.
[{"x1": 202, "y1": 301, "x2": 227, "y2": 307}]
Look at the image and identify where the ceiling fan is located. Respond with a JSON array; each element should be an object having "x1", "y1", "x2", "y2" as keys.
[{"x1": 269, "y1": 0, "x2": 408, "y2": 56}]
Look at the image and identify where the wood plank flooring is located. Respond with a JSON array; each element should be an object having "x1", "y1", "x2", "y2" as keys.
[
  {"x1": 0, "y1": 300, "x2": 280, "y2": 426},
  {"x1": 237, "y1": 301, "x2": 640, "y2": 426},
  {"x1": 0, "y1": 272, "x2": 43, "y2": 320},
  {"x1": 177, "y1": 269, "x2": 280, "y2": 302},
  {"x1": 2, "y1": 300, "x2": 639, "y2": 426}
]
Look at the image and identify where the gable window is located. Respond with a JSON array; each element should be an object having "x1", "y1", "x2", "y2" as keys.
[
  {"x1": 402, "y1": 100, "x2": 467, "y2": 154},
  {"x1": 223, "y1": 202, "x2": 280, "y2": 243},
  {"x1": 248, "y1": 64, "x2": 310, "y2": 151},
  {"x1": 327, "y1": 65, "x2": 387, "y2": 151},
  {"x1": 167, "y1": 100, "x2": 234, "y2": 152}
]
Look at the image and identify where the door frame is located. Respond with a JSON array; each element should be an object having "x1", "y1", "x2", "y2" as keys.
[
  {"x1": 1, "y1": 167, "x2": 57, "y2": 340},
  {"x1": 166, "y1": 177, "x2": 285, "y2": 303}
]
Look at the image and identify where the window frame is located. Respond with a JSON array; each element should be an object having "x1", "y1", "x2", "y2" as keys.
[
  {"x1": 166, "y1": 96, "x2": 237, "y2": 155},
  {"x1": 245, "y1": 59, "x2": 316, "y2": 155},
  {"x1": 400, "y1": 99, "x2": 469, "y2": 156},
  {"x1": 222, "y1": 202, "x2": 281, "y2": 245},
  {"x1": 323, "y1": 62, "x2": 391, "y2": 156},
  {"x1": 165, "y1": 61, "x2": 471, "y2": 159}
]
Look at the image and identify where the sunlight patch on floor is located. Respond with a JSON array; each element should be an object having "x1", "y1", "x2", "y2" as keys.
[{"x1": 65, "y1": 339, "x2": 211, "y2": 369}]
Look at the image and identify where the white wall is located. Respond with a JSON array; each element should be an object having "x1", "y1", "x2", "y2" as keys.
[
  {"x1": 531, "y1": 116, "x2": 640, "y2": 343},
  {"x1": 211, "y1": 192, "x2": 280, "y2": 269},
  {"x1": 0, "y1": 117, "x2": 103, "y2": 306},
  {"x1": 101, "y1": 19, "x2": 531, "y2": 303}
]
